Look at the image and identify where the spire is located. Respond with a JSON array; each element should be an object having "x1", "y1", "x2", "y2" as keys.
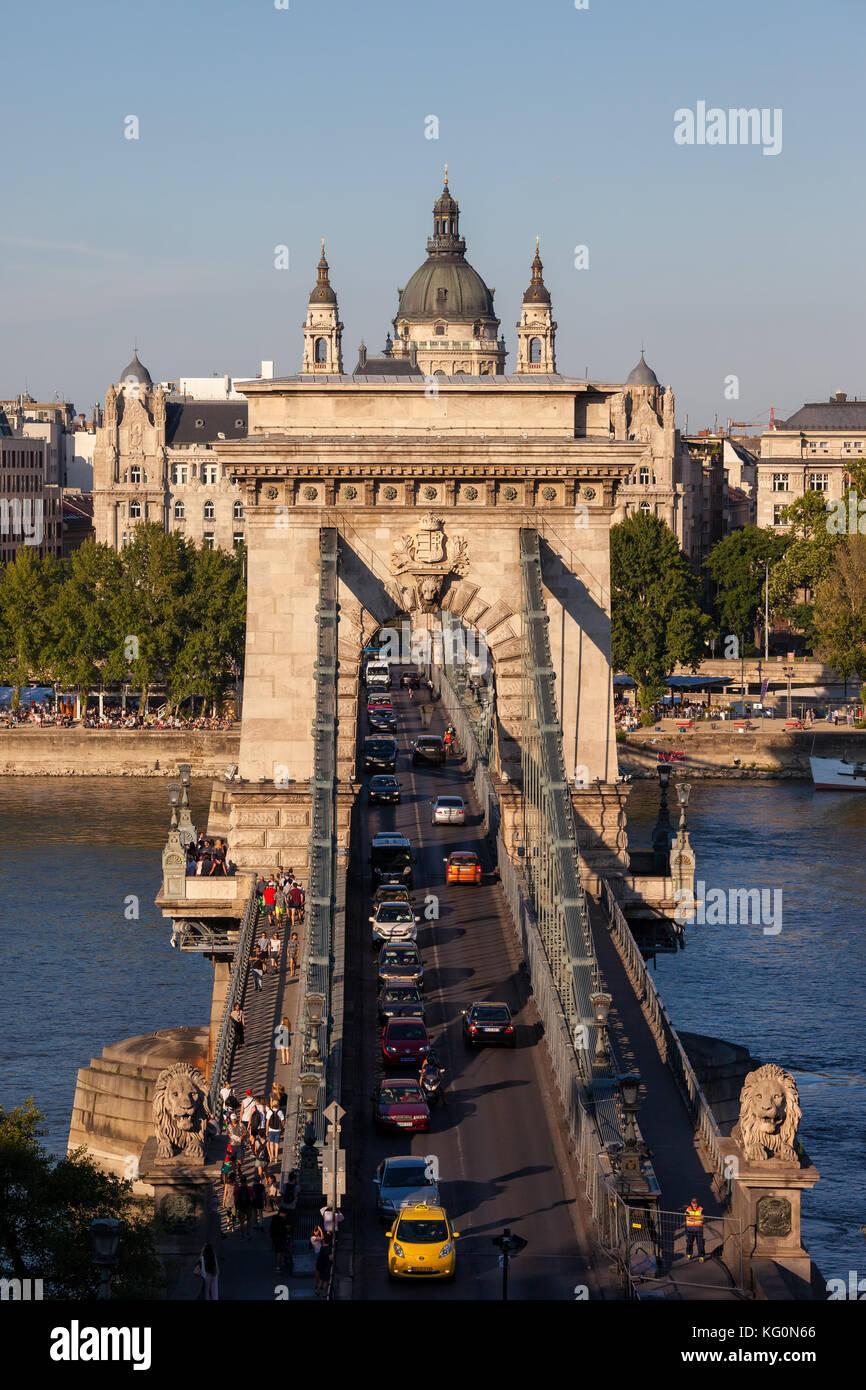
[
  {"x1": 517, "y1": 239, "x2": 556, "y2": 372},
  {"x1": 310, "y1": 241, "x2": 336, "y2": 304},
  {"x1": 444, "y1": 162, "x2": 448, "y2": 187},
  {"x1": 522, "y1": 240, "x2": 550, "y2": 304},
  {"x1": 430, "y1": 174, "x2": 464, "y2": 257}
]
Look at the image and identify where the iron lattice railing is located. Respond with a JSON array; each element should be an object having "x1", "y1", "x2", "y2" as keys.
[
  {"x1": 208, "y1": 881, "x2": 259, "y2": 1115},
  {"x1": 440, "y1": 608, "x2": 496, "y2": 763}
]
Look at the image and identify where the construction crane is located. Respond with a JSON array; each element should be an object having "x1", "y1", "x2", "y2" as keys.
[{"x1": 726, "y1": 407, "x2": 776, "y2": 433}]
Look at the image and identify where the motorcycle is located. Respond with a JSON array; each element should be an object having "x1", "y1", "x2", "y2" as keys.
[{"x1": 419, "y1": 1050, "x2": 446, "y2": 1107}]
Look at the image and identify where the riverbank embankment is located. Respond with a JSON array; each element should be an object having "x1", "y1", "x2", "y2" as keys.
[
  {"x1": 618, "y1": 724, "x2": 865, "y2": 778},
  {"x1": 0, "y1": 728, "x2": 240, "y2": 776}
]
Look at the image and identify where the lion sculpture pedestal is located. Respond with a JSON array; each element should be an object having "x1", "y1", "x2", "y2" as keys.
[
  {"x1": 138, "y1": 1063, "x2": 222, "y2": 1298},
  {"x1": 727, "y1": 1063, "x2": 819, "y2": 1294}
]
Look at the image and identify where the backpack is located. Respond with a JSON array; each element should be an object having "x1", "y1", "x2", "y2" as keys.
[
  {"x1": 269, "y1": 1110, "x2": 283, "y2": 1134},
  {"x1": 249, "y1": 1108, "x2": 261, "y2": 1134},
  {"x1": 235, "y1": 1183, "x2": 251, "y2": 1209}
]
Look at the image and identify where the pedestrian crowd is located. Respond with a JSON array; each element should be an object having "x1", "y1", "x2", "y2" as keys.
[{"x1": 187, "y1": 831, "x2": 231, "y2": 877}]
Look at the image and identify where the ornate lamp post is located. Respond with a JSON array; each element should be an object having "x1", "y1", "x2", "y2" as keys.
[
  {"x1": 590, "y1": 991, "x2": 612, "y2": 1065},
  {"x1": 652, "y1": 762, "x2": 673, "y2": 873},
  {"x1": 617, "y1": 1073, "x2": 649, "y2": 1194},
  {"x1": 305, "y1": 992, "x2": 327, "y2": 1062},
  {"x1": 298, "y1": 1072, "x2": 321, "y2": 1190},
  {"x1": 91, "y1": 1218, "x2": 122, "y2": 1299},
  {"x1": 176, "y1": 762, "x2": 196, "y2": 848}
]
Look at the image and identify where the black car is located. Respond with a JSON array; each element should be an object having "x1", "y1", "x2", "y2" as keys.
[
  {"x1": 462, "y1": 1001, "x2": 515, "y2": 1047},
  {"x1": 369, "y1": 710, "x2": 398, "y2": 732},
  {"x1": 412, "y1": 735, "x2": 446, "y2": 766},
  {"x1": 377, "y1": 942, "x2": 424, "y2": 992},
  {"x1": 368, "y1": 775, "x2": 401, "y2": 805},
  {"x1": 370, "y1": 832, "x2": 414, "y2": 890},
  {"x1": 364, "y1": 736, "x2": 398, "y2": 773},
  {"x1": 378, "y1": 984, "x2": 426, "y2": 1024},
  {"x1": 400, "y1": 672, "x2": 422, "y2": 690}
]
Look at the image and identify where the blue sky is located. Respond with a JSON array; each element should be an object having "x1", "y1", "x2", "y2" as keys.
[{"x1": 1, "y1": 0, "x2": 864, "y2": 428}]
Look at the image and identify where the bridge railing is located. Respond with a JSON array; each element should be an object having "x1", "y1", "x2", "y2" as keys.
[
  {"x1": 208, "y1": 880, "x2": 259, "y2": 1115},
  {"x1": 601, "y1": 878, "x2": 732, "y2": 1198}
]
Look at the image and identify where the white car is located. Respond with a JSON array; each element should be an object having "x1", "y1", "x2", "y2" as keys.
[
  {"x1": 431, "y1": 795, "x2": 466, "y2": 826},
  {"x1": 370, "y1": 901, "x2": 420, "y2": 948}
]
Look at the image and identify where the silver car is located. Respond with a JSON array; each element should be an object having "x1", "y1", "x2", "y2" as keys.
[
  {"x1": 370, "y1": 901, "x2": 420, "y2": 948},
  {"x1": 432, "y1": 795, "x2": 466, "y2": 826},
  {"x1": 374, "y1": 1155, "x2": 440, "y2": 1223}
]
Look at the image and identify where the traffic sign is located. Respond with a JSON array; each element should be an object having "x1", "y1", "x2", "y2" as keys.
[
  {"x1": 323, "y1": 1101, "x2": 346, "y2": 1124},
  {"x1": 321, "y1": 1150, "x2": 346, "y2": 1177},
  {"x1": 321, "y1": 1170, "x2": 346, "y2": 1197},
  {"x1": 492, "y1": 1229, "x2": 528, "y2": 1256}
]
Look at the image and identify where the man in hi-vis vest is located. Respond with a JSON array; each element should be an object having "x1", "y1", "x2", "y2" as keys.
[{"x1": 685, "y1": 1197, "x2": 705, "y2": 1261}]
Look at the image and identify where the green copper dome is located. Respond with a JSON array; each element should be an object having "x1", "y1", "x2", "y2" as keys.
[{"x1": 396, "y1": 176, "x2": 497, "y2": 324}]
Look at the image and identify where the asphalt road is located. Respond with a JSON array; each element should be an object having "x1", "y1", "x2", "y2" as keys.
[{"x1": 343, "y1": 672, "x2": 601, "y2": 1300}]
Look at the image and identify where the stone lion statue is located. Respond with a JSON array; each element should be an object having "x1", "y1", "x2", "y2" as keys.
[
  {"x1": 731, "y1": 1062, "x2": 801, "y2": 1163},
  {"x1": 153, "y1": 1062, "x2": 212, "y2": 1160}
]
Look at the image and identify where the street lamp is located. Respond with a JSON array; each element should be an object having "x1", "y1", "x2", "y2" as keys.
[
  {"x1": 91, "y1": 1218, "x2": 122, "y2": 1299},
  {"x1": 305, "y1": 992, "x2": 327, "y2": 1062},
  {"x1": 167, "y1": 781, "x2": 181, "y2": 828},
  {"x1": 652, "y1": 763, "x2": 673, "y2": 872},
  {"x1": 676, "y1": 780, "x2": 691, "y2": 828},
  {"x1": 298, "y1": 1072, "x2": 321, "y2": 1178},
  {"x1": 590, "y1": 992, "x2": 612, "y2": 1064},
  {"x1": 617, "y1": 1073, "x2": 649, "y2": 1192},
  {"x1": 175, "y1": 763, "x2": 196, "y2": 848}
]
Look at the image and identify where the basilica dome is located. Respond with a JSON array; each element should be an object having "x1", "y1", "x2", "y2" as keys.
[{"x1": 396, "y1": 173, "x2": 497, "y2": 325}]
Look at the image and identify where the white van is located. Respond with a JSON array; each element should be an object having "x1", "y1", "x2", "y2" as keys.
[{"x1": 365, "y1": 660, "x2": 391, "y2": 690}]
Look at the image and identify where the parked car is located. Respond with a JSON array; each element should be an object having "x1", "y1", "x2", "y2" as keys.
[
  {"x1": 373, "y1": 1078, "x2": 430, "y2": 1133},
  {"x1": 368, "y1": 775, "x2": 401, "y2": 805},
  {"x1": 364, "y1": 736, "x2": 398, "y2": 773},
  {"x1": 370, "y1": 901, "x2": 420, "y2": 948},
  {"x1": 382, "y1": 1018, "x2": 431, "y2": 1068},
  {"x1": 374, "y1": 1155, "x2": 440, "y2": 1224},
  {"x1": 444, "y1": 850, "x2": 482, "y2": 884},
  {"x1": 462, "y1": 1001, "x2": 516, "y2": 1047},
  {"x1": 413, "y1": 735, "x2": 446, "y2": 766},
  {"x1": 378, "y1": 984, "x2": 425, "y2": 1023},
  {"x1": 377, "y1": 942, "x2": 424, "y2": 992},
  {"x1": 431, "y1": 795, "x2": 465, "y2": 826}
]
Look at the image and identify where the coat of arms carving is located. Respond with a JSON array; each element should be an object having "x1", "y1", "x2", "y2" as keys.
[{"x1": 390, "y1": 511, "x2": 469, "y2": 612}]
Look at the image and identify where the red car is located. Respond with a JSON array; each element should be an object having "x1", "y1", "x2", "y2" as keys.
[
  {"x1": 367, "y1": 695, "x2": 394, "y2": 710},
  {"x1": 382, "y1": 1018, "x2": 431, "y2": 1068},
  {"x1": 373, "y1": 1077, "x2": 430, "y2": 1132}
]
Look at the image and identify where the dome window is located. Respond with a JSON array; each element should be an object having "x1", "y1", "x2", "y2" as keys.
[
  {"x1": 529, "y1": 337, "x2": 542, "y2": 364},
  {"x1": 314, "y1": 337, "x2": 328, "y2": 364},
  {"x1": 435, "y1": 323, "x2": 445, "y2": 336}
]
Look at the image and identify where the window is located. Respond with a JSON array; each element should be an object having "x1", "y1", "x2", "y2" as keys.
[
  {"x1": 437, "y1": 287, "x2": 447, "y2": 303},
  {"x1": 174, "y1": 500, "x2": 186, "y2": 520},
  {"x1": 772, "y1": 473, "x2": 789, "y2": 491},
  {"x1": 639, "y1": 465, "x2": 650, "y2": 486},
  {"x1": 129, "y1": 500, "x2": 141, "y2": 519},
  {"x1": 314, "y1": 337, "x2": 328, "y2": 364},
  {"x1": 639, "y1": 500, "x2": 652, "y2": 514},
  {"x1": 233, "y1": 499, "x2": 243, "y2": 519},
  {"x1": 203, "y1": 532, "x2": 215, "y2": 550},
  {"x1": 435, "y1": 323, "x2": 445, "y2": 335},
  {"x1": 130, "y1": 465, "x2": 141, "y2": 484},
  {"x1": 202, "y1": 463, "x2": 218, "y2": 485},
  {"x1": 233, "y1": 532, "x2": 244, "y2": 548},
  {"x1": 529, "y1": 337, "x2": 542, "y2": 364},
  {"x1": 203, "y1": 498, "x2": 215, "y2": 520},
  {"x1": 773, "y1": 504, "x2": 787, "y2": 526},
  {"x1": 172, "y1": 463, "x2": 190, "y2": 485},
  {"x1": 809, "y1": 472, "x2": 829, "y2": 492}
]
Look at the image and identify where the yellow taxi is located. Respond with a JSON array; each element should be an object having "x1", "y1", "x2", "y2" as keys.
[
  {"x1": 444, "y1": 851, "x2": 482, "y2": 885},
  {"x1": 386, "y1": 1202, "x2": 460, "y2": 1280}
]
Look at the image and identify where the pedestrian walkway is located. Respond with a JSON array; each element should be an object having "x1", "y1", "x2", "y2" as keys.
[{"x1": 588, "y1": 895, "x2": 742, "y2": 1300}]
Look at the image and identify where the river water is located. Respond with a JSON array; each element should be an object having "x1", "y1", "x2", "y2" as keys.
[
  {"x1": 626, "y1": 779, "x2": 866, "y2": 1287},
  {"x1": 0, "y1": 776, "x2": 861, "y2": 1288}
]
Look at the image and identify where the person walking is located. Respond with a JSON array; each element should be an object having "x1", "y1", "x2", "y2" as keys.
[
  {"x1": 230, "y1": 1003, "x2": 245, "y2": 1052},
  {"x1": 314, "y1": 1231, "x2": 333, "y2": 1298},
  {"x1": 248, "y1": 1098, "x2": 264, "y2": 1158},
  {"x1": 263, "y1": 878, "x2": 277, "y2": 925},
  {"x1": 235, "y1": 1175, "x2": 253, "y2": 1240},
  {"x1": 251, "y1": 1172, "x2": 266, "y2": 1231},
  {"x1": 194, "y1": 1243, "x2": 220, "y2": 1300},
  {"x1": 270, "y1": 1210, "x2": 290, "y2": 1273},
  {"x1": 288, "y1": 932, "x2": 300, "y2": 979},
  {"x1": 685, "y1": 1197, "x2": 705, "y2": 1261},
  {"x1": 240, "y1": 1089, "x2": 256, "y2": 1137},
  {"x1": 250, "y1": 946, "x2": 265, "y2": 992},
  {"x1": 274, "y1": 883, "x2": 287, "y2": 927},
  {"x1": 220, "y1": 1150, "x2": 235, "y2": 1208},
  {"x1": 226, "y1": 1116, "x2": 244, "y2": 1163},
  {"x1": 289, "y1": 881, "x2": 304, "y2": 927},
  {"x1": 266, "y1": 1103, "x2": 284, "y2": 1165},
  {"x1": 266, "y1": 1172, "x2": 281, "y2": 1213},
  {"x1": 320, "y1": 1205, "x2": 345, "y2": 1238},
  {"x1": 269, "y1": 930, "x2": 281, "y2": 975},
  {"x1": 277, "y1": 1017, "x2": 291, "y2": 1066}
]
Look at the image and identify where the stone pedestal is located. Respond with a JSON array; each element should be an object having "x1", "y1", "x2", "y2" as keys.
[
  {"x1": 571, "y1": 782, "x2": 632, "y2": 892},
  {"x1": 139, "y1": 1137, "x2": 222, "y2": 1298},
  {"x1": 226, "y1": 781, "x2": 359, "y2": 874},
  {"x1": 728, "y1": 1142, "x2": 820, "y2": 1293}
]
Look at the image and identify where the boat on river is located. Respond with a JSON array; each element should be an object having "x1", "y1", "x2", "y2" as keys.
[{"x1": 810, "y1": 754, "x2": 866, "y2": 790}]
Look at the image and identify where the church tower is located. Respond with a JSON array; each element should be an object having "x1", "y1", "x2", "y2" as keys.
[
  {"x1": 302, "y1": 242, "x2": 343, "y2": 373},
  {"x1": 516, "y1": 240, "x2": 556, "y2": 373}
]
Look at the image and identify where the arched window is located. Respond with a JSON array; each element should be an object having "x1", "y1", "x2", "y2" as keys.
[
  {"x1": 639, "y1": 500, "x2": 652, "y2": 515},
  {"x1": 529, "y1": 337, "x2": 542, "y2": 364},
  {"x1": 174, "y1": 500, "x2": 186, "y2": 520},
  {"x1": 314, "y1": 337, "x2": 328, "y2": 364},
  {"x1": 233, "y1": 499, "x2": 243, "y2": 519},
  {"x1": 130, "y1": 465, "x2": 141, "y2": 484},
  {"x1": 203, "y1": 498, "x2": 215, "y2": 521},
  {"x1": 435, "y1": 323, "x2": 445, "y2": 336},
  {"x1": 129, "y1": 500, "x2": 141, "y2": 519}
]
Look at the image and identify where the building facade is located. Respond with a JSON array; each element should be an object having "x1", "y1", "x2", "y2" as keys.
[
  {"x1": 757, "y1": 391, "x2": 866, "y2": 528},
  {"x1": 0, "y1": 409, "x2": 64, "y2": 565}
]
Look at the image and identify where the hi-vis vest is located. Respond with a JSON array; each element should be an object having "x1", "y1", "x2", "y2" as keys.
[{"x1": 686, "y1": 1203, "x2": 704, "y2": 1227}]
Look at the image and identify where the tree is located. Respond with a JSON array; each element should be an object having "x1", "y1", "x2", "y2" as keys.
[
  {"x1": 610, "y1": 513, "x2": 713, "y2": 714},
  {"x1": 0, "y1": 548, "x2": 61, "y2": 705},
  {"x1": 0, "y1": 1100, "x2": 162, "y2": 1299},
  {"x1": 170, "y1": 543, "x2": 246, "y2": 712},
  {"x1": 45, "y1": 541, "x2": 125, "y2": 702},
  {"x1": 769, "y1": 491, "x2": 839, "y2": 645},
  {"x1": 704, "y1": 526, "x2": 788, "y2": 651},
  {"x1": 813, "y1": 535, "x2": 866, "y2": 681},
  {"x1": 111, "y1": 526, "x2": 195, "y2": 709}
]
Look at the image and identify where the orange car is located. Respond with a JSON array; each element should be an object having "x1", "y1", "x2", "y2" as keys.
[{"x1": 444, "y1": 851, "x2": 482, "y2": 885}]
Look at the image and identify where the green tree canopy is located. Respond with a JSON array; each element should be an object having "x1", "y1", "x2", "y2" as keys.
[
  {"x1": 0, "y1": 547, "x2": 61, "y2": 704},
  {"x1": 45, "y1": 541, "x2": 125, "y2": 694},
  {"x1": 610, "y1": 512, "x2": 713, "y2": 709},
  {"x1": 704, "y1": 525, "x2": 788, "y2": 648},
  {"x1": 769, "y1": 491, "x2": 839, "y2": 644},
  {"x1": 0, "y1": 1099, "x2": 161, "y2": 1298},
  {"x1": 813, "y1": 535, "x2": 866, "y2": 681}
]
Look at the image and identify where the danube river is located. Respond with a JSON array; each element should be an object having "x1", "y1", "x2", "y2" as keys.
[
  {"x1": 0, "y1": 775, "x2": 861, "y2": 1287},
  {"x1": 627, "y1": 778, "x2": 866, "y2": 1286}
]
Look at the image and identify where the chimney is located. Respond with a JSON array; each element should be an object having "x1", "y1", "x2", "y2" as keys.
[
  {"x1": 357, "y1": 342, "x2": 367, "y2": 369},
  {"x1": 834, "y1": 390, "x2": 847, "y2": 403},
  {"x1": 261, "y1": 360, "x2": 274, "y2": 380}
]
